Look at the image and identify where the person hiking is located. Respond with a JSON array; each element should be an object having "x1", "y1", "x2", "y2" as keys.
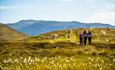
[
  {"x1": 87, "y1": 30, "x2": 92, "y2": 45},
  {"x1": 83, "y1": 30, "x2": 87, "y2": 45},
  {"x1": 67, "y1": 30, "x2": 70, "y2": 40},
  {"x1": 79, "y1": 32, "x2": 83, "y2": 45}
]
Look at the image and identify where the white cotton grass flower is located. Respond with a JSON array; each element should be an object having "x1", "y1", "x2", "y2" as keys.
[
  {"x1": 41, "y1": 60, "x2": 44, "y2": 63},
  {"x1": 94, "y1": 64, "x2": 98, "y2": 67},
  {"x1": 35, "y1": 57, "x2": 40, "y2": 61},
  {"x1": 20, "y1": 57, "x2": 23, "y2": 59},
  {"x1": 100, "y1": 67, "x2": 102, "y2": 70},
  {"x1": 9, "y1": 53, "x2": 12, "y2": 56},
  {"x1": 65, "y1": 59, "x2": 69, "y2": 63},
  {"x1": 14, "y1": 59, "x2": 18, "y2": 63},
  {"x1": 28, "y1": 56, "x2": 31, "y2": 61},
  {"x1": 44, "y1": 57, "x2": 47, "y2": 60},
  {"x1": 113, "y1": 59, "x2": 115, "y2": 62},
  {"x1": 50, "y1": 60, "x2": 54, "y2": 64},
  {"x1": 101, "y1": 60, "x2": 104, "y2": 63},
  {"x1": 89, "y1": 62, "x2": 91, "y2": 65},
  {"x1": 101, "y1": 30, "x2": 106, "y2": 35},
  {"x1": 58, "y1": 56, "x2": 61, "y2": 59},
  {"x1": 3, "y1": 59, "x2": 7, "y2": 63},
  {"x1": 106, "y1": 39, "x2": 109, "y2": 42},
  {"x1": 91, "y1": 59, "x2": 93, "y2": 62},
  {"x1": 24, "y1": 58, "x2": 27, "y2": 63},
  {"x1": 8, "y1": 58, "x2": 12, "y2": 63}
]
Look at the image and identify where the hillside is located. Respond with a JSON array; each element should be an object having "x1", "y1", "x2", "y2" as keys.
[
  {"x1": 27, "y1": 28, "x2": 115, "y2": 44},
  {"x1": 7, "y1": 20, "x2": 115, "y2": 35},
  {"x1": 0, "y1": 28, "x2": 115, "y2": 70},
  {"x1": 0, "y1": 23, "x2": 27, "y2": 42}
]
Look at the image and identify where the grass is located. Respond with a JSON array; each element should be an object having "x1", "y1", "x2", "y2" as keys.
[
  {"x1": 0, "y1": 44, "x2": 115, "y2": 70},
  {"x1": 0, "y1": 28, "x2": 115, "y2": 70},
  {"x1": 0, "y1": 55, "x2": 115, "y2": 70}
]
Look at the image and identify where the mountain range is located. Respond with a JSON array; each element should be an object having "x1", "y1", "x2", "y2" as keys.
[{"x1": 7, "y1": 20, "x2": 115, "y2": 36}]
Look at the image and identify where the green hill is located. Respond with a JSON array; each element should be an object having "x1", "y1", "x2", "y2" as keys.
[
  {"x1": 28, "y1": 28, "x2": 115, "y2": 44},
  {"x1": 0, "y1": 23, "x2": 27, "y2": 42},
  {"x1": 0, "y1": 28, "x2": 115, "y2": 70}
]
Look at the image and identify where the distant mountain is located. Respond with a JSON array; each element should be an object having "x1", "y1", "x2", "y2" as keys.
[
  {"x1": 0, "y1": 23, "x2": 27, "y2": 42},
  {"x1": 7, "y1": 20, "x2": 115, "y2": 36}
]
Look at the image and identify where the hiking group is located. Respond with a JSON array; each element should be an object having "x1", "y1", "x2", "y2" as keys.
[{"x1": 79, "y1": 30, "x2": 92, "y2": 45}]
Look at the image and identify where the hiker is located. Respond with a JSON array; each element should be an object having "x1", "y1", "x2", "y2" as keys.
[
  {"x1": 67, "y1": 30, "x2": 70, "y2": 39},
  {"x1": 87, "y1": 30, "x2": 92, "y2": 45},
  {"x1": 83, "y1": 30, "x2": 87, "y2": 45},
  {"x1": 79, "y1": 32, "x2": 83, "y2": 45}
]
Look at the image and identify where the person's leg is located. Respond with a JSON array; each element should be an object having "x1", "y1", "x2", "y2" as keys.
[
  {"x1": 84, "y1": 37, "x2": 86, "y2": 45},
  {"x1": 90, "y1": 37, "x2": 91, "y2": 44},
  {"x1": 88, "y1": 37, "x2": 90, "y2": 44},
  {"x1": 84, "y1": 37, "x2": 85, "y2": 45},
  {"x1": 86, "y1": 37, "x2": 87, "y2": 45},
  {"x1": 81, "y1": 38, "x2": 83, "y2": 45},
  {"x1": 80, "y1": 38, "x2": 83, "y2": 45},
  {"x1": 80, "y1": 38, "x2": 81, "y2": 45}
]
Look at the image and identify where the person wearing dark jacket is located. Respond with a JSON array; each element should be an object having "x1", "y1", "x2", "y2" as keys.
[
  {"x1": 79, "y1": 32, "x2": 83, "y2": 45},
  {"x1": 83, "y1": 30, "x2": 87, "y2": 45},
  {"x1": 87, "y1": 30, "x2": 92, "y2": 45}
]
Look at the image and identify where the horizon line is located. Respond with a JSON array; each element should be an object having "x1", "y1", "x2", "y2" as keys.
[{"x1": 0, "y1": 19, "x2": 115, "y2": 26}]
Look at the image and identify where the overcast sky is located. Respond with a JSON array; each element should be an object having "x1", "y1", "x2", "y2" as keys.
[{"x1": 0, "y1": 0, "x2": 115, "y2": 25}]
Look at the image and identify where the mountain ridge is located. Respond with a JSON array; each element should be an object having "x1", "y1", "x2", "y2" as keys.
[{"x1": 7, "y1": 20, "x2": 115, "y2": 35}]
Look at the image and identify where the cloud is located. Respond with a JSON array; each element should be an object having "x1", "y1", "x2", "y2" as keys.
[
  {"x1": 0, "y1": 6, "x2": 39, "y2": 10},
  {"x1": 85, "y1": 10, "x2": 115, "y2": 25},
  {"x1": 83, "y1": 0, "x2": 115, "y2": 25}
]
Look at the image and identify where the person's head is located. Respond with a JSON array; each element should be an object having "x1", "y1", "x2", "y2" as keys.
[
  {"x1": 83, "y1": 30, "x2": 86, "y2": 34},
  {"x1": 88, "y1": 30, "x2": 91, "y2": 33},
  {"x1": 80, "y1": 32, "x2": 82, "y2": 35}
]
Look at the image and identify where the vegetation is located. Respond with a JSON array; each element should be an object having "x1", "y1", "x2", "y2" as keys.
[
  {"x1": 0, "y1": 27, "x2": 115, "y2": 70},
  {"x1": 0, "y1": 23, "x2": 27, "y2": 42}
]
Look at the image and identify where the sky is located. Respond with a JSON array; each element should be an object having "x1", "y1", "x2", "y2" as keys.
[{"x1": 0, "y1": 0, "x2": 115, "y2": 25}]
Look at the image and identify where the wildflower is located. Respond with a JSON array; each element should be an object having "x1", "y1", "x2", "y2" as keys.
[
  {"x1": 8, "y1": 58, "x2": 12, "y2": 63},
  {"x1": 41, "y1": 60, "x2": 44, "y2": 63},
  {"x1": 91, "y1": 59, "x2": 93, "y2": 62},
  {"x1": 70, "y1": 57, "x2": 73, "y2": 61},
  {"x1": 35, "y1": 57, "x2": 39, "y2": 61},
  {"x1": 101, "y1": 30, "x2": 106, "y2": 35},
  {"x1": 24, "y1": 58, "x2": 27, "y2": 63},
  {"x1": 83, "y1": 64, "x2": 85, "y2": 66},
  {"x1": 44, "y1": 57, "x2": 47, "y2": 60},
  {"x1": 109, "y1": 63, "x2": 112, "y2": 66},
  {"x1": 65, "y1": 60, "x2": 69, "y2": 63},
  {"x1": 113, "y1": 59, "x2": 115, "y2": 62},
  {"x1": 3, "y1": 59, "x2": 7, "y2": 63},
  {"x1": 20, "y1": 57, "x2": 23, "y2": 59},
  {"x1": 14, "y1": 59, "x2": 19, "y2": 63},
  {"x1": 101, "y1": 60, "x2": 104, "y2": 63},
  {"x1": 50, "y1": 60, "x2": 54, "y2": 64},
  {"x1": 106, "y1": 39, "x2": 109, "y2": 42},
  {"x1": 58, "y1": 56, "x2": 61, "y2": 59},
  {"x1": 94, "y1": 64, "x2": 98, "y2": 67},
  {"x1": 100, "y1": 67, "x2": 102, "y2": 70},
  {"x1": 28, "y1": 56, "x2": 31, "y2": 61},
  {"x1": 9, "y1": 53, "x2": 12, "y2": 56},
  {"x1": 89, "y1": 62, "x2": 91, "y2": 65}
]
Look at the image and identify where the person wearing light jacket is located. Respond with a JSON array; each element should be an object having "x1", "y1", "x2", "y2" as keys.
[{"x1": 83, "y1": 30, "x2": 87, "y2": 45}]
